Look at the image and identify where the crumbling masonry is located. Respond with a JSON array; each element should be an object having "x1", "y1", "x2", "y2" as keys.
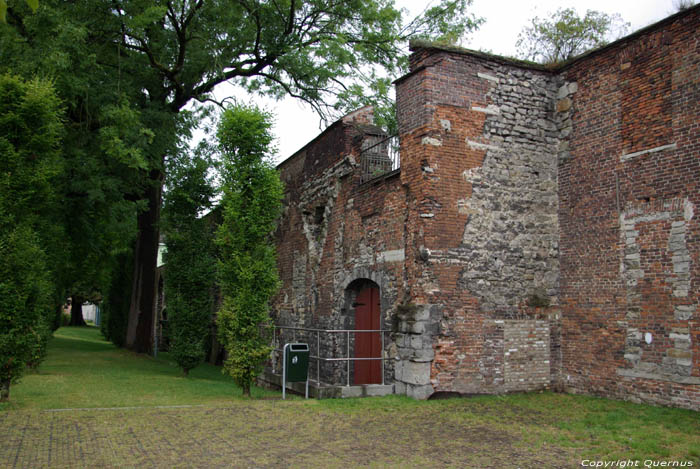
[{"x1": 270, "y1": 7, "x2": 700, "y2": 409}]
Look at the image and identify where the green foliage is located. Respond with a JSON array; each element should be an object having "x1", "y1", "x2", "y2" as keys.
[
  {"x1": 216, "y1": 104, "x2": 284, "y2": 396},
  {"x1": 0, "y1": 224, "x2": 52, "y2": 388},
  {"x1": 1, "y1": 0, "x2": 484, "y2": 352},
  {"x1": 162, "y1": 151, "x2": 217, "y2": 375},
  {"x1": 0, "y1": 74, "x2": 63, "y2": 399},
  {"x1": 516, "y1": 8, "x2": 630, "y2": 64},
  {"x1": 335, "y1": 0, "x2": 483, "y2": 133},
  {"x1": 0, "y1": 0, "x2": 37, "y2": 23},
  {"x1": 672, "y1": 0, "x2": 697, "y2": 12}
]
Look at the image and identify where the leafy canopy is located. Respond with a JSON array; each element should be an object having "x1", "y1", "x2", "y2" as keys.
[
  {"x1": 516, "y1": 8, "x2": 629, "y2": 64},
  {"x1": 1, "y1": 0, "x2": 483, "y2": 352}
]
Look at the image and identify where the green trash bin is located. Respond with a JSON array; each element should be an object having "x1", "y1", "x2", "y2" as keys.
[{"x1": 282, "y1": 343, "x2": 309, "y2": 399}]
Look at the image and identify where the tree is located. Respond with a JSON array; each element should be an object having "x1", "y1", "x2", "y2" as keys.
[
  {"x1": 672, "y1": 0, "x2": 697, "y2": 12},
  {"x1": 516, "y1": 8, "x2": 629, "y2": 64},
  {"x1": 162, "y1": 151, "x2": 216, "y2": 376},
  {"x1": 2, "y1": 0, "x2": 481, "y2": 354},
  {"x1": 216, "y1": 104, "x2": 283, "y2": 397},
  {"x1": 0, "y1": 74, "x2": 63, "y2": 401},
  {"x1": 1, "y1": 4, "x2": 147, "y2": 340},
  {"x1": 100, "y1": 249, "x2": 135, "y2": 347}
]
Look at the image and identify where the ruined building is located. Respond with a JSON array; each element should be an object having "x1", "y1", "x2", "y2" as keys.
[{"x1": 266, "y1": 6, "x2": 700, "y2": 409}]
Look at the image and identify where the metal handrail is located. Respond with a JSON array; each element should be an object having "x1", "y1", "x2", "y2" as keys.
[
  {"x1": 359, "y1": 134, "x2": 400, "y2": 183},
  {"x1": 271, "y1": 325, "x2": 390, "y2": 387}
]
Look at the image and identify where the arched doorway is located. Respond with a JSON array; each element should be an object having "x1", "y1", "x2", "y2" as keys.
[{"x1": 353, "y1": 283, "x2": 381, "y2": 385}]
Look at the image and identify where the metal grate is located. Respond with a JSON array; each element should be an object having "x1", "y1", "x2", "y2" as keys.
[{"x1": 359, "y1": 135, "x2": 399, "y2": 183}]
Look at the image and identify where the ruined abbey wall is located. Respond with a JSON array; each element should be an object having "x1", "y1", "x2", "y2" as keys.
[
  {"x1": 271, "y1": 6, "x2": 699, "y2": 409},
  {"x1": 395, "y1": 45, "x2": 564, "y2": 398},
  {"x1": 558, "y1": 9, "x2": 700, "y2": 408},
  {"x1": 273, "y1": 108, "x2": 405, "y2": 384}
]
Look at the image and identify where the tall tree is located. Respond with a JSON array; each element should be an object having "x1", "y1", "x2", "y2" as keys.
[
  {"x1": 162, "y1": 151, "x2": 216, "y2": 376},
  {"x1": 216, "y1": 104, "x2": 283, "y2": 397},
  {"x1": 3, "y1": 0, "x2": 481, "y2": 354},
  {"x1": 0, "y1": 74, "x2": 63, "y2": 401},
  {"x1": 516, "y1": 8, "x2": 629, "y2": 64},
  {"x1": 1, "y1": 2, "x2": 148, "y2": 338}
]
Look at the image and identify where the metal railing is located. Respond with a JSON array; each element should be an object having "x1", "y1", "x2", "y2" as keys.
[
  {"x1": 359, "y1": 135, "x2": 400, "y2": 183},
  {"x1": 271, "y1": 325, "x2": 391, "y2": 387}
]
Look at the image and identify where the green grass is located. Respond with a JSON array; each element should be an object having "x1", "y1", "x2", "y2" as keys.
[
  {"x1": 314, "y1": 392, "x2": 699, "y2": 462},
  {"x1": 0, "y1": 326, "x2": 698, "y2": 467},
  {"x1": 1, "y1": 326, "x2": 276, "y2": 411}
]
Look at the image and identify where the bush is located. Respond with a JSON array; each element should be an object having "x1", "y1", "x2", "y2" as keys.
[{"x1": 0, "y1": 223, "x2": 53, "y2": 400}]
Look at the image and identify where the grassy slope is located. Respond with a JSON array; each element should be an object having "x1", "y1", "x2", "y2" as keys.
[{"x1": 1, "y1": 326, "x2": 275, "y2": 410}]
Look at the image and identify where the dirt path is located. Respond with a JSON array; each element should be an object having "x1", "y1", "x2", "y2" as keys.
[{"x1": 0, "y1": 400, "x2": 578, "y2": 468}]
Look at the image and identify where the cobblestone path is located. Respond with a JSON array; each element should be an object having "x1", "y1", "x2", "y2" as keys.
[{"x1": 0, "y1": 401, "x2": 576, "y2": 468}]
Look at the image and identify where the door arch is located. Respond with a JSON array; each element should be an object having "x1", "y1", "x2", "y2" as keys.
[{"x1": 351, "y1": 282, "x2": 381, "y2": 385}]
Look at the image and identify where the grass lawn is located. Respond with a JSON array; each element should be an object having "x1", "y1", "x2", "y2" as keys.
[
  {"x1": 0, "y1": 327, "x2": 698, "y2": 468},
  {"x1": 1, "y1": 326, "x2": 277, "y2": 411}
]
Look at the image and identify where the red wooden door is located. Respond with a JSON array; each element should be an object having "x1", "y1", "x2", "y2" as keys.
[{"x1": 354, "y1": 286, "x2": 381, "y2": 384}]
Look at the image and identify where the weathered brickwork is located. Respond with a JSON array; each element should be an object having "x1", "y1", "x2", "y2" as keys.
[
  {"x1": 558, "y1": 8, "x2": 700, "y2": 409},
  {"x1": 273, "y1": 108, "x2": 405, "y2": 385},
  {"x1": 395, "y1": 47, "x2": 563, "y2": 396},
  {"x1": 272, "y1": 6, "x2": 699, "y2": 409}
]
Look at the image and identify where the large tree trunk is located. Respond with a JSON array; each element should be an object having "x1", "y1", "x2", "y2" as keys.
[
  {"x1": 0, "y1": 378, "x2": 9, "y2": 402},
  {"x1": 69, "y1": 296, "x2": 87, "y2": 326},
  {"x1": 126, "y1": 172, "x2": 163, "y2": 354}
]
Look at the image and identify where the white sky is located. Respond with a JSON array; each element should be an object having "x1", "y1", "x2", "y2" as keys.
[{"x1": 207, "y1": 0, "x2": 676, "y2": 162}]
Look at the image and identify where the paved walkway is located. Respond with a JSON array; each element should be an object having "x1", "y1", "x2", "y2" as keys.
[{"x1": 0, "y1": 402, "x2": 576, "y2": 468}]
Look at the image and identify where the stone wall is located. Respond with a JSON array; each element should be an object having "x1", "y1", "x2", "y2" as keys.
[
  {"x1": 395, "y1": 45, "x2": 562, "y2": 396},
  {"x1": 273, "y1": 107, "x2": 405, "y2": 386},
  {"x1": 558, "y1": 7, "x2": 700, "y2": 409},
  {"x1": 271, "y1": 6, "x2": 699, "y2": 408}
]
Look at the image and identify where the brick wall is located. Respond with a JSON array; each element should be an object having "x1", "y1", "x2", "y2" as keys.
[
  {"x1": 273, "y1": 108, "x2": 406, "y2": 385},
  {"x1": 395, "y1": 45, "x2": 562, "y2": 397},
  {"x1": 271, "y1": 6, "x2": 699, "y2": 408},
  {"x1": 558, "y1": 7, "x2": 700, "y2": 409}
]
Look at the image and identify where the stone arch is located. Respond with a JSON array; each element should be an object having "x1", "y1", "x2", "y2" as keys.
[{"x1": 337, "y1": 267, "x2": 393, "y2": 323}]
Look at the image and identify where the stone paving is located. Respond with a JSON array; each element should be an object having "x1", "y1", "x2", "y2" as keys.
[{"x1": 0, "y1": 402, "x2": 577, "y2": 468}]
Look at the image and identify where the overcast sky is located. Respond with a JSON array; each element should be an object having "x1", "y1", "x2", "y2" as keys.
[{"x1": 207, "y1": 0, "x2": 677, "y2": 162}]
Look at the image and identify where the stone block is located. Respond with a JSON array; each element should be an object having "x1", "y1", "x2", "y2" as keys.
[
  {"x1": 408, "y1": 321, "x2": 426, "y2": 334},
  {"x1": 394, "y1": 381, "x2": 407, "y2": 395},
  {"x1": 421, "y1": 136, "x2": 442, "y2": 146},
  {"x1": 364, "y1": 384, "x2": 395, "y2": 397},
  {"x1": 674, "y1": 305, "x2": 695, "y2": 320},
  {"x1": 556, "y1": 98, "x2": 572, "y2": 112},
  {"x1": 340, "y1": 386, "x2": 363, "y2": 398},
  {"x1": 409, "y1": 334, "x2": 423, "y2": 349},
  {"x1": 396, "y1": 360, "x2": 431, "y2": 385},
  {"x1": 667, "y1": 349, "x2": 692, "y2": 360},
  {"x1": 412, "y1": 347, "x2": 435, "y2": 362},
  {"x1": 406, "y1": 384, "x2": 434, "y2": 400}
]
